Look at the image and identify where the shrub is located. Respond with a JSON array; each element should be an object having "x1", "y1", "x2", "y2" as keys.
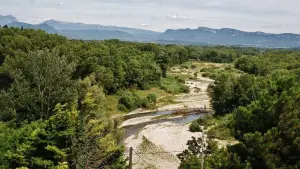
[
  {"x1": 191, "y1": 65, "x2": 197, "y2": 69},
  {"x1": 197, "y1": 114, "x2": 216, "y2": 126},
  {"x1": 118, "y1": 92, "x2": 157, "y2": 111},
  {"x1": 180, "y1": 65, "x2": 189, "y2": 69},
  {"x1": 193, "y1": 72, "x2": 198, "y2": 77},
  {"x1": 207, "y1": 125, "x2": 232, "y2": 140},
  {"x1": 118, "y1": 104, "x2": 128, "y2": 112},
  {"x1": 140, "y1": 98, "x2": 150, "y2": 108},
  {"x1": 119, "y1": 94, "x2": 136, "y2": 110},
  {"x1": 118, "y1": 91, "x2": 141, "y2": 110},
  {"x1": 147, "y1": 93, "x2": 157, "y2": 103},
  {"x1": 189, "y1": 121, "x2": 202, "y2": 132},
  {"x1": 180, "y1": 85, "x2": 190, "y2": 93},
  {"x1": 175, "y1": 76, "x2": 186, "y2": 83}
]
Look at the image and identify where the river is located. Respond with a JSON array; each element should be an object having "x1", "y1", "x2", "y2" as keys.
[{"x1": 122, "y1": 76, "x2": 214, "y2": 169}]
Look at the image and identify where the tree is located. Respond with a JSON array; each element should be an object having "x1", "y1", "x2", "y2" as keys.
[{"x1": 0, "y1": 49, "x2": 77, "y2": 122}]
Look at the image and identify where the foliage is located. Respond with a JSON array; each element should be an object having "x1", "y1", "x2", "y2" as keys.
[
  {"x1": 0, "y1": 49, "x2": 77, "y2": 122},
  {"x1": 182, "y1": 49, "x2": 300, "y2": 169},
  {"x1": 234, "y1": 51, "x2": 300, "y2": 75},
  {"x1": 118, "y1": 91, "x2": 157, "y2": 111},
  {"x1": 2, "y1": 26, "x2": 300, "y2": 169},
  {"x1": 211, "y1": 74, "x2": 263, "y2": 115},
  {"x1": 189, "y1": 122, "x2": 202, "y2": 132},
  {"x1": 160, "y1": 77, "x2": 190, "y2": 94}
]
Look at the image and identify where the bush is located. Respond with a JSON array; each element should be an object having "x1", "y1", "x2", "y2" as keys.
[
  {"x1": 140, "y1": 98, "x2": 150, "y2": 108},
  {"x1": 180, "y1": 65, "x2": 189, "y2": 69},
  {"x1": 193, "y1": 72, "x2": 198, "y2": 77},
  {"x1": 139, "y1": 83, "x2": 151, "y2": 90},
  {"x1": 174, "y1": 76, "x2": 186, "y2": 83},
  {"x1": 189, "y1": 121, "x2": 202, "y2": 132},
  {"x1": 207, "y1": 125, "x2": 232, "y2": 140},
  {"x1": 196, "y1": 114, "x2": 216, "y2": 126},
  {"x1": 119, "y1": 93, "x2": 137, "y2": 110},
  {"x1": 147, "y1": 93, "x2": 157, "y2": 103},
  {"x1": 191, "y1": 65, "x2": 197, "y2": 69},
  {"x1": 180, "y1": 85, "x2": 190, "y2": 93},
  {"x1": 118, "y1": 104, "x2": 128, "y2": 112},
  {"x1": 118, "y1": 92, "x2": 157, "y2": 111}
]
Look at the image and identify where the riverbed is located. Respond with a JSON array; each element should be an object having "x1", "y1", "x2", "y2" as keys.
[{"x1": 122, "y1": 75, "x2": 214, "y2": 169}]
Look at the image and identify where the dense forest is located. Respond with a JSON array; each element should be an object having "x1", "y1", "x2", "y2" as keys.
[
  {"x1": 1, "y1": 26, "x2": 298, "y2": 169},
  {"x1": 179, "y1": 51, "x2": 300, "y2": 168}
]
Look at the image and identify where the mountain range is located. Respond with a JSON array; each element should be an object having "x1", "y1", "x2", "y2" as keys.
[{"x1": 1, "y1": 15, "x2": 300, "y2": 48}]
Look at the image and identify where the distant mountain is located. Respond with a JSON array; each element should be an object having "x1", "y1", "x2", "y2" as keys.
[
  {"x1": 59, "y1": 29, "x2": 135, "y2": 41},
  {"x1": 7, "y1": 22, "x2": 57, "y2": 33},
  {"x1": 0, "y1": 15, "x2": 18, "y2": 26},
  {"x1": 6, "y1": 21, "x2": 135, "y2": 41},
  {"x1": 159, "y1": 27, "x2": 300, "y2": 48},
  {"x1": 43, "y1": 19, "x2": 160, "y2": 40},
  {"x1": 2, "y1": 15, "x2": 300, "y2": 48}
]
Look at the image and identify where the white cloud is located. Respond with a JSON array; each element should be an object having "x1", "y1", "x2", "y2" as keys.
[
  {"x1": 167, "y1": 14, "x2": 188, "y2": 20},
  {"x1": 0, "y1": 0, "x2": 299, "y2": 33}
]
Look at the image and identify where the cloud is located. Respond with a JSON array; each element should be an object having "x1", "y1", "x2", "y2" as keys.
[
  {"x1": 0, "y1": 0, "x2": 300, "y2": 33},
  {"x1": 29, "y1": 0, "x2": 36, "y2": 4},
  {"x1": 167, "y1": 14, "x2": 188, "y2": 20}
]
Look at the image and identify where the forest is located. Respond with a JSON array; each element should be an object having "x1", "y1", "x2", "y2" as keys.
[
  {"x1": 0, "y1": 26, "x2": 299, "y2": 169},
  {"x1": 179, "y1": 51, "x2": 300, "y2": 168}
]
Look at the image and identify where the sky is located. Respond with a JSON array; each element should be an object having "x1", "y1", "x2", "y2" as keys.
[{"x1": 0, "y1": 0, "x2": 300, "y2": 33}]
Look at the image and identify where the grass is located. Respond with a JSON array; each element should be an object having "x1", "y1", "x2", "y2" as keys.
[
  {"x1": 135, "y1": 87, "x2": 170, "y2": 98},
  {"x1": 200, "y1": 63, "x2": 244, "y2": 80},
  {"x1": 169, "y1": 61, "x2": 233, "y2": 81},
  {"x1": 167, "y1": 73, "x2": 194, "y2": 81},
  {"x1": 160, "y1": 77, "x2": 189, "y2": 94},
  {"x1": 155, "y1": 95, "x2": 179, "y2": 108}
]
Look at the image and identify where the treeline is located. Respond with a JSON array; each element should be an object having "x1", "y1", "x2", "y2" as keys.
[
  {"x1": 187, "y1": 46, "x2": 259, "y2": 63},
  {"x1": 0, "y1": 27, "x2": 258, "y2": 92},
  {"x1": 180, "y1": 51, "x2": 300, "y2": 169},
  {"x1": 234, "y1": 50, "x2": 300, "y2": 75}
]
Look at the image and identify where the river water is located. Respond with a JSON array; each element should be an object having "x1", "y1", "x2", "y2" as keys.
[
  {"x1": 121, "y1": 76, "x2": 214, "y2": 168},
  {"x1": 123, "y1": 110, "x2": 206, "y2": 140}
]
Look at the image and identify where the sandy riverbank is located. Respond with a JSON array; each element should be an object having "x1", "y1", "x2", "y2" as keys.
[
  {"x1": 124, "y1": 122, "x2": 203, "y2": 169},
  {"x1": 122, "y1": 65, "x2": 215, "y2": 168}
]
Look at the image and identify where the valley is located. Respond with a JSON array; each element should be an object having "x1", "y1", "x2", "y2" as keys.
[{"x1": 122, "y1": 62, "x2": 221, "y2": 169}]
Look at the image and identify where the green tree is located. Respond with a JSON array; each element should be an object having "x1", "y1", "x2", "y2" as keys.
[{"x1": 0, "y1": 49, "x2": 77, "y2": 122}]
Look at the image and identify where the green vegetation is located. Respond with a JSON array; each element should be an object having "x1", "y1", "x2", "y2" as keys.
[
  {"x1": 118, "y1": 91, "x2": 157, "y2": 111},
  {"x1": 187, "y1": 46, "x2": 259, "y2": 63},
  {"x1": 1, "y1": 27, "x2": 251, "y2": 169},
  {"x1": 182, "y1": 50, "x2": 300, "y2": 169},
  {"x1": 160, "y1": 77, "x2": 190, "y2": 94},
  {"x1": 1, "y1": 26, "x2": 298, "y2": 169},
  {"x1": 189, "y1": 114, "x2": 233, "y2": 140}
]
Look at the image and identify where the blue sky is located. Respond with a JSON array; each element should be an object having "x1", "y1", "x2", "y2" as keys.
[{"x1": 0, "y1": 0, "x2": 299, "y2": 33}]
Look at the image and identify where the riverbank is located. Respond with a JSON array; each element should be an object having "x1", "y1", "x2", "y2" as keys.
[{"x1": 121, "y1": 62, "x2": 217, "y2": 168}]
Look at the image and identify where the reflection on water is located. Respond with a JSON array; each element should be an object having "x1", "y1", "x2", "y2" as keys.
[{"x1": 123, "y1": 110, "x2": 174, "y2": 120}]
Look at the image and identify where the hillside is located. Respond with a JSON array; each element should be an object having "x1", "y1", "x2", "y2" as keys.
[
  {"x1": 160, "y1": 27, "x2": 300, "y2": 48},
  {"x1": 1, "y1": 15, "x2": 300, "y2": 48}
]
